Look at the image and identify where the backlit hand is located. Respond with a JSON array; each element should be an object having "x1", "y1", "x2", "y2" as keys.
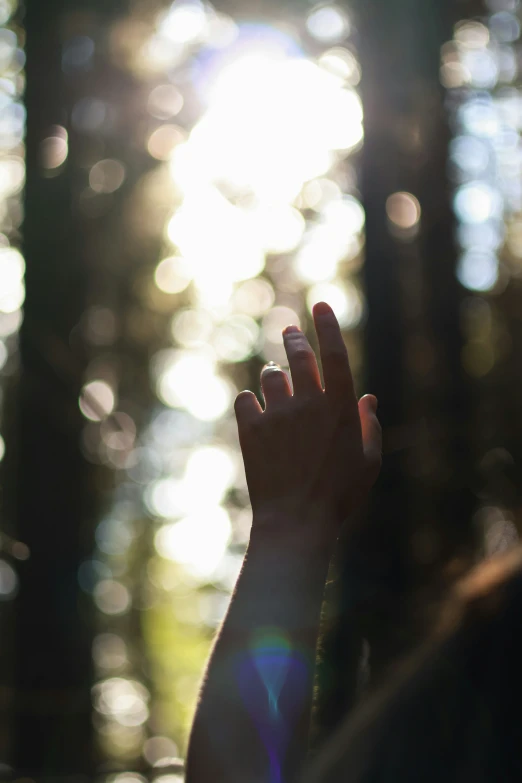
[{"x1": 235, "y1": 301, "x2": 382, "y2": 549}]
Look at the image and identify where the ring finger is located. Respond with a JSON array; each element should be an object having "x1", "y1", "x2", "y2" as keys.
[{"x1": 260, "y1": 362, "x2": 292, "y2": 409}]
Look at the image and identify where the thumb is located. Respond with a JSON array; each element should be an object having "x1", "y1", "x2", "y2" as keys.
[{"x1": 359, "y1": 395, "x2": 382, "y2": 486}]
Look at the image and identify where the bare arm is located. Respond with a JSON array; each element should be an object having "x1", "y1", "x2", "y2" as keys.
[
  {"x1": 186, "y1": 303, "x2": 382, "y2": 783},
  {"x1": 185, "y1": 519, "x2": 333, "y2": 783}
]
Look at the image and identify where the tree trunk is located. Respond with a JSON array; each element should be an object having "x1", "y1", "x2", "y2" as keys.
[
  {"x1": 313, "y1": 0, "x2": 476, "y2": 746},
  {"x1": 13, "y1": 0, "x2": 95, "y2": 774}
]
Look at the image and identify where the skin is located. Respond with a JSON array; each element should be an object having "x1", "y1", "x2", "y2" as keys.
[{"x1": 185, "y1": 301, "x2": 382, "y2": 783}]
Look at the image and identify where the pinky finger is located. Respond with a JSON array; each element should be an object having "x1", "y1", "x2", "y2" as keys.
[{"x1": 235, "y1": 390, "x2": 263, "y2": 430}]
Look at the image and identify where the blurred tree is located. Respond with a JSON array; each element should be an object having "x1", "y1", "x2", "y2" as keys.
[
  {"x1": 13, "y1": 0, "x2": 94, "y2": 773},
  {"x1": 13, "y1": 0, "x2": 125, "y2": 775},
  {"x1": 312, "y1": 0, "x2": 477, "y2": 748}
]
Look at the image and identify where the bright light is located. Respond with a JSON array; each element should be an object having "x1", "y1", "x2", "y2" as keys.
[
  {"x1": 457, "y1": 221, "x2": 504, "y2": 251},
  {"x1": 170, "y1": 45, "x2": 363, "y2": 211},
  {"x1": 171, "y1": 308, "x2": 214, "y2": 347},
  {"x1": 262, "y1": 306, "x2": 301, "y2": 344},
  {"x1": 145, "y1": 478, "x2": 190, "y2": 518},
  {"x1": 79, "y1": 380, "x2": 116, "y2": 421},
  {"x1": 39, "y1": 125, "x2": 67, "y2": 170},
  {"x1": 249, "y1": 206, "x2": 305, "y2": 254},
  {"x1": 0, "y1": 309, "x2": 21, "y2": 337},
  {"x1": 0, "y1": 157, "x2": 25, "y2": 199},
  {"x1": 490, "y1": 12, "x2": 520, "y2": 44},
  {"x1": 146, "y1": 446, "x2": 236, "y2": 519},
  {"x1": 154, "y1": 507, "x2": 232, "y2": 578},
  {"x1": 301, "y1": 177, "x2": 342, "y2": 210},
  {"x1": 109, "y1": 775, "x2": 147, "y2": 783},
  {"x1": 462, "y1": 48, "x2": 498, "y2": 89},
  {"x1": 294, "y1": 201, "x2": 363, "y2": 283},
  {"x1": 458, "y1": 97, "x2": 499, "y2": 137},
  {"x1": 147, "y1": 84, "x2": 184, "y2": 119},
  {"x1": 211, "y1": 314, "x2": 260, "y2": 362},
  {"x1": 154, "y1": 349, "x2": 234, "y2": 420},
  {"x1": 0, "y1": 247, "x2": 24, "y2": 313},
  {"x1": 294, "y1": 229, "x2": 340, "y2": 283},
  {"x1": 232, "y1": 278, "x2": 275, "y2": 317},
  {"x1": 306, "y1": 5, "x2": 350, "y2": 43},
  {"x1": 322, "y1": 195, "x2": 365, "y2": 235},
  {"x1": 319, "y1": 47, "x2": 360, "y2": 85},
  {"x1": 457, "y1": 250, "x2": 499, "y2": 291},
  {"x1": 93, "y1": 580, "x2": 131, "y2": 616},
  {"x1": 167, "y1": 187, "x2": 265, "y2": 283},
  {"x1": 307, "y1": 280, "x2": 363, "y2": 329},
  {"x1": 157, "y1": 0, "x2": 207, "y2": 45},
  {"x1": 450, "y1": 136, "x2": 490, "y2": 177},
  {"x1": 89, "y1": 159, "x2": 126, "y2": 194},
  {"x1": 101, "y1": 412, "x2": 136, "y2": 452},
  {"x1": 386, "y1": 192, "x2": 422, "y2": 229},
  {"x1": 147, "y1": 124, "x2": 185, "y2": 160},
  {"x1": 184, "y1": 446, "x2": 236, "y2": 502},
  {"x1": 192, "y1": 272, "x2": 235, "y2": 309},
  {"x1": 93, "y1": 633, "x2": 128, "y2": 670},
  {"x1": 143, "y1": 736, "x2": 179, "y2": 767},
  {"x1": 454, "y1": 20, "x2": 490, "y2": 49},
  {"x1": 454, "y1": 181, "x2": 503, "y2": 223},
  {"x1": 154, "y1": 255, "x2": 193, "y2": 294},
  {"x1": 141, "y1": 34, "x2": 185, "y2": 73},
  {"x1": 93, "y1": 677, "x2": 149, "y2": 726}
]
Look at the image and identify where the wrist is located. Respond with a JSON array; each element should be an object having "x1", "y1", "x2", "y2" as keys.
[{"x1": 250, "y1": 505, "x2": 339, "y2": 559}]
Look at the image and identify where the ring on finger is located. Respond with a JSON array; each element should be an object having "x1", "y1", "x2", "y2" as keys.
[{"x1": 261, "y1": 361, "x2": 283, "y2": 375}]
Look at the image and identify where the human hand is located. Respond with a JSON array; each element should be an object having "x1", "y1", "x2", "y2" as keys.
[{"x1": 235, "y1": 301, "x2": 382, "y2": 550}]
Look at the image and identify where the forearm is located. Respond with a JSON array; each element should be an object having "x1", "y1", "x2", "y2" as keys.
[{"x1": 186, "y1": 513, "x2": 334, "y2": 783}]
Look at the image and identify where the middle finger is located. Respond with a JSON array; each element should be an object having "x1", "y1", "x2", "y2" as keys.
[{"x1": 282, "y1": 325, "x2": 323, "y2": 397}]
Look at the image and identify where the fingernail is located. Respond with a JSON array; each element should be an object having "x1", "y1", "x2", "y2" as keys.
[
  {"x1": 283, "y1": 325, "x2": 301, "y2": 335},
  {"x1": 314, "y1": 302, "x2": 333, "y2": 318},
  {"x1": 367, "y1": 396, "x2": 378, "y2": 414},
  {"x1": 262, "y1": 361, "x2": 281, "y2": 374}
]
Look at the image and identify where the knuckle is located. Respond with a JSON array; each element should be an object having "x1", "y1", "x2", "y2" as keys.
[
  {"x1": 266, "y1": 404, "x2": 289, "y2": 422},
  {"x1": 295, "y1": 395, "x2": 323, "y2": 415},
  {"x1": 292, "y1": 347, "x2": 314, "y2": 362},
  {"x1": 262, "y1": 369, "x2": 286, "y2": 384},
  {"x1": 325, "y1": 346, "x2": 348, "y2": 363}
]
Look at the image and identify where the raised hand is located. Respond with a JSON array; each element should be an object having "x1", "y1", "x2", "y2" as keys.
[
  {"x1": 187, "y1": 303, "x2": 381, "y2": 783},
  {"x1": 235, "y1": 301, "x2": 382, "y2": 551}
]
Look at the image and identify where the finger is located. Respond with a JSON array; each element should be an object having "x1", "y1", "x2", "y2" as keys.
[
  {"x1": 282, "y1": 325, "x2": 323, "y2": 397},
  {"x1": 313, "y1": 302, "x2": 357, "y2": 409},
  {"x1": 234, "y1": 390, "x2": 262, "y2": 432},
  {"x1": 359, "y1": 395, "x2": 382, "y2": 484},
  {"x1": 260, "y1": 362, "x2": 292, "y2": 409}
]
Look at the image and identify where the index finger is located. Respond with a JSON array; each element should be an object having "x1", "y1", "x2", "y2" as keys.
[{"x1": 312, "y1": 301, "x2": 357, "y2": 409}]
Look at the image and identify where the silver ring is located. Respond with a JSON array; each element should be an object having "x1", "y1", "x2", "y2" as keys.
[{"x1": 261, "y1": 361, "x2": 282, "y2": 375}]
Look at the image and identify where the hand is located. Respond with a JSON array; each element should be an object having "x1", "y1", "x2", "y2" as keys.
[{"x1": 234, "y1": 301, "x2": 382, "y2": 549}]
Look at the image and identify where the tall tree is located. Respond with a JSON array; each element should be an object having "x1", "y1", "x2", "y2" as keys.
[
  {"x1": 313, "y1": 0, "x2": 476, "y2": 745},
  {"x1": 12, "y1": 0, "x2": 123, "y2": 773},
  {"x1": 14, "y1": 0, "x2": 94, "y2": 773}
]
